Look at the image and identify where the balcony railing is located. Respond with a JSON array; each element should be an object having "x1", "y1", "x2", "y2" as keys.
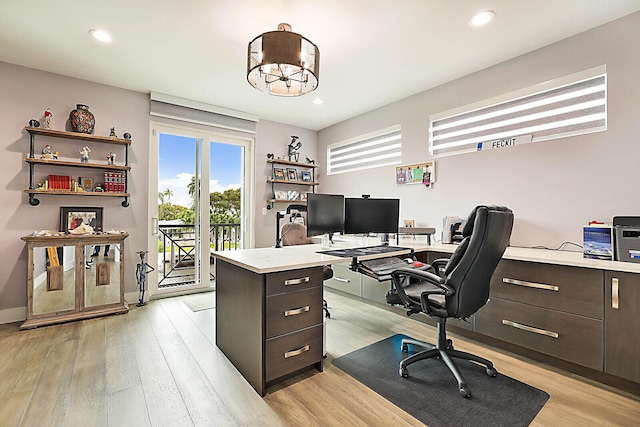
[{"x1": 157, "y1": 222, "x2": 240, "y2": 288}]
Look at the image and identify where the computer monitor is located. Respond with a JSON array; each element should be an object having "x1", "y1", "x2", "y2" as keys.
[
  {"x1": 306, "y1": 193, "x2": 345, "y2": 238},
  {"x1": 344, "y1": 197, "x2": 400, "y2": 235}
]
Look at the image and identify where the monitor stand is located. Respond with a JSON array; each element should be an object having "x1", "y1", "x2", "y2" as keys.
[{"x1": 380, "y1": 233, "x2": 390, "y2": 246}]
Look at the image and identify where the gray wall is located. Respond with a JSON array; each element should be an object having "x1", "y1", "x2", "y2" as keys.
[
  {"x1": 0, "y1": 62, "x2": 149, "y2": 320},
  {"x1": 318, "y1": 12, "x2": 640, "y2": 249}
]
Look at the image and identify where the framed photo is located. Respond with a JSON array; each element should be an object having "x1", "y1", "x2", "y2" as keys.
[
  {"x1": 273, "y1": 168, "x2": 285, "y2": 180},
  {"x1": 403, "y1": 219, "x2": 415, "y2": 228},
  {"x1": 274, "y1": 190, "x2": 287, "y2": 200},
  {"x1": 60, "y1": 206, "x2": 103, "y2": 233},
  {"x1": 79, "y1": 177, "x2": 93, "y2": 191},
  {"x1": 300, "y1": 170, "x2": 312, "y2": 182},
  {"x1": 287, "y1": 190, "x2": 299, "y2": 200},
  {"x1": 287, "y1": 168, "x2": 298, "y2": 181}
]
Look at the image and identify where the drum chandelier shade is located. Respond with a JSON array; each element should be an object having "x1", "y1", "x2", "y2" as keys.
[{"x1": 247, "y1": 23, "x2": 319, "y2": 96}]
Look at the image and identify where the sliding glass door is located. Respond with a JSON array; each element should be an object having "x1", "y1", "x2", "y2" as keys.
[{"x1": 148, "y1": 122, "x2": 253, "y2": 297}]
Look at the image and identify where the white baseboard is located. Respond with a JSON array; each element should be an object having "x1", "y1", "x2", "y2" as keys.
[{"x1": 0, "y1": 306, "x2": 27, "y2": 325}]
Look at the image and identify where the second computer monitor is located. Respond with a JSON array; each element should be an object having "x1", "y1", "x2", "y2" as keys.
[
  {"x1": 306, "y1": 193, "x2": 345, "y2": 238},
  {"x1": 344, "y1": 197, "x2": 400, "y2": 235}
]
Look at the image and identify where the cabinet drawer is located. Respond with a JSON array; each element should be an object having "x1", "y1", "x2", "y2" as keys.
[
  {"x1": 476, "y1": 298, "x2": 603, "y2": 370},
  {"x1": 266, "y1": 267, "x2": 323, "y2": 296},
  {"x1": 492, "y1": 260, "x2": 603, "y2": 319},
  {"x1": 266, "y1": 287, "x2": 323, "y2": 338},
  {"x1": 266, "y1": 324, "x2": 323, "y2": 382},
  {"x1": 325, "y1": 264, "x2": 362, "y2": 296}
]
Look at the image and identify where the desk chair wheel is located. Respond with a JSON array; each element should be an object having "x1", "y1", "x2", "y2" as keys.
[
  {"x1": 486, "y1": 367, "x2": 497, "y2": 377},
  {"x1": 400, "y1": 367, "x2": 409, "y2": 378},
  {"x1": 459, "y1": 387, "x2": 471, "y2": 399},
  {"x1": 446, "y1": 339, "x2": 454, "y2": 350}
]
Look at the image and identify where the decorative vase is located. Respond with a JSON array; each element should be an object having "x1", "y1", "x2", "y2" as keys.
[{"x1": 69, "y1": 104, "x2": 95, "y2": 134}]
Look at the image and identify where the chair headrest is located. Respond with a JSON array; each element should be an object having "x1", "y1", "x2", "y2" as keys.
[{"x1": 461, "y1": 205, "x2": 512, "y2": 237}]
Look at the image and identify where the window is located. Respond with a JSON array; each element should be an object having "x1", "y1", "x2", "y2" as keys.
[
  {"x1": 429, "y1": 65, "x2": 607, "y2": 158},
  {"x1": 327, "y1": 125, "x2": 402, "y2": 175}
]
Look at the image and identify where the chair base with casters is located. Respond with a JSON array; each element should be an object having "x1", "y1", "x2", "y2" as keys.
[{"x1": 399, "y1": 316, "x2": 497, "y2": 398}]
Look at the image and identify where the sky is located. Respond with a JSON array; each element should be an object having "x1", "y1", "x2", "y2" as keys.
[{"x1": 158, "y1": 133, "x2": 242, "y2": 207}]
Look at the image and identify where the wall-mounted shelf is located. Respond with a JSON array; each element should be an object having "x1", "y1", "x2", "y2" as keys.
[
  {"x1": 24, "y1": 126, "x2": 131, "y2": 207},
  {"x1": 267, "y1": 158, "x2": 318, "y2": 209}
]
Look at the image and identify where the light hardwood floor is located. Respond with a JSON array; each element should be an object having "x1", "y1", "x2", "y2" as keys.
[{"x1": 1, "y1": 290, "x2": 639, "y2": 426}]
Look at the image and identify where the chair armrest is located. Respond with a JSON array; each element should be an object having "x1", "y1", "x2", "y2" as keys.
[
  {"x1": 431, "y1": 258, "x2": 450, "y2": 276},
  {"x1": 389, "y1": 268, "x2": 456, "y2": 316}
]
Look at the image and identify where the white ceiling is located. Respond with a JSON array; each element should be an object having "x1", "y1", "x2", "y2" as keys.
[{"x1": 1, "y1": 1, "x2": 639, "y2": 131}]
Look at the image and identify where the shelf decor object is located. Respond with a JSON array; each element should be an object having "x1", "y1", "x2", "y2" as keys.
[
  {"x1": 69, "y1": 104, "x2": 96, "y2": 134},
  {"x1": 247, "y1": 23, "x2": 319, "y2": 96}
]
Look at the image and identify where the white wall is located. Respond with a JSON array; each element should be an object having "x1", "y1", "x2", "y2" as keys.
[{"x1": 318, "y1": 12, "x2": 640, "y2": 249}]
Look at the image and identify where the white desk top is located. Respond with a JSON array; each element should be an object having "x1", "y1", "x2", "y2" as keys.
[{"x1": 212, "y1": 236, "x2": 640, "y2": 275}]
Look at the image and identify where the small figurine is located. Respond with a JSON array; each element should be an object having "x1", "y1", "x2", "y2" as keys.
[
  {"x1": 109, "y1": 127, "x2": 117, "y2": 137},
  {"x1": 41, "y1": 144, "x2": 53, "y2": 159},
  {"x1": 106, "y1": 152, "x2": 116, "y2": 165},
  {"x1": 123, "y1": 132, "x2": 131, "y2": 140},
  {"x1": 29, "y1": 119, "x2": 40, "y2": 128},
  {"x1": 79, "y1": 145, "x2": 91, "y2": 163},
  {"x1": 43, "y1": 108, "x2": 52, "y2": 129},
  {"x1": 287, "y1": 135, "x2": 302, "y2": 162}
]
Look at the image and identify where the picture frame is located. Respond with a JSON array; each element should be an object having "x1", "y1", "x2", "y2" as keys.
[
  {"x1": 300, "y1": 170, "x2": 312, "y2": 182},
  {"x1": 286, "y1": 168, "x2": 298, "y2": 181},
  {"x1": 60, "y1": 206, "x2": 103, "y2": 233},
  {"x1": 274, "y1": 190, "x2": 287, "y2": 200},
  {"x1": 287, "y1": 190, "x2": 299, "y2": 200},
  {"x1": 403, "y1": 219, "x2": 415, "y2": 228},
  {"x1": 273, "y1": 168, "x2": 285, "y2": 180},
  {"x1": 79, "y1": 177, "x2": 93, "y2": 191}
]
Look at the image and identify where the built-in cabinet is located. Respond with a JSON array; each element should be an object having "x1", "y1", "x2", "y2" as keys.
[
  {"x1": 24, "y1": 126, "x2": 132, "y2": 207},
  {"x1": 21, "y1": 233, "x2": 129, "y2": 329},
  {"x1": 267, "y1": 159, "x2": 318, "y2": 209},
  {"x1": 605, "y1": 271, "x2": 640, "y2": 383}
]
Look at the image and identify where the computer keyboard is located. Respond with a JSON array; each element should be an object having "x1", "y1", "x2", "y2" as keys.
[{"x1": 359, "y1": 256, "x2": 409, "y2": 274}]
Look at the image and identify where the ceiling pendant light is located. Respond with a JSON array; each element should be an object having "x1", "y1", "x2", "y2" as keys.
[{"x1": 247, "y1": 23, "x2": 320, "y2": 96}]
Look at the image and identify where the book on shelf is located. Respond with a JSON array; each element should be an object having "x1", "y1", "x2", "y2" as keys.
[
  {"x1": 47, "y1": 174, "x2": 71, "y2": 190},
  {"x1": 104, "y1": 171, "x2": 126, "y2": 193}
]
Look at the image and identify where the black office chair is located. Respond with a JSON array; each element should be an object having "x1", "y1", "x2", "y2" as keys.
[
  {"x1": 388, "y1": 205, "x2": 513, "y2": 398},
  {"x1": 280, "y1": 212, "x2": 333, "y2": 318}
]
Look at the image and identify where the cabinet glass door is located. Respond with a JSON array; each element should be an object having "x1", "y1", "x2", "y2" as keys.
[
  {"x1": 32, "y1": 245, "x2": 76, "y2": 315},
  {"x1": 84, "y1": 244, "x2": 121, "y2": 307}
]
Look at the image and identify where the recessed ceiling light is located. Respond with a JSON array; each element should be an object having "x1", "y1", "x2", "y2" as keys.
[
  {"x1": 313, "y1": 98, "x2": 324, "y2": 105},
  {"x1": 89, "y1": 29, "x2": 112, "y2": 43},
  {"x1": 469, "y1": 11, "x2": 495, "y2": 27}
]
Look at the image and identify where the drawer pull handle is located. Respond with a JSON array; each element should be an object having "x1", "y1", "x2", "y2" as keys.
[
  {"x1": 502, "y1": 319, "x2": 559, "y2": 339},
  {"x1": 284, "y1": 344, "x2": 310, "y2": 359},
  {"x1": 503, "y1": 278, "x2": 559, "y2": 292},
  {"x1": 284, "y1": 306, "x2": 310, "y2": 317},
  {"x1": 334, "y1": 277, "x2": 350, "y2": 283},
  {"x1": 284, "y1": 276, "x2": 310, "y2": 286},
  {"x1": 612, "y1": 277, "x2": 619, "y2": 310}
]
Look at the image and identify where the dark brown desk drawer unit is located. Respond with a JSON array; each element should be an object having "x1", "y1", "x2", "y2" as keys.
[
  {"x1": 264, "y1": 267, "x2": 324, "y2": 387},
  {"x1": 476, "y1": 298, "x2": 604, "y2": 369},
  {"x1": 476, "y1": 259, "x2": 604, "y2": 370}
]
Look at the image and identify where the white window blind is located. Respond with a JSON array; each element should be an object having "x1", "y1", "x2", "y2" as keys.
[
  {"x1": 327, "y1": 125, "x2": 402, "y2": 175},
  {"x1": 429, "y1": 65, "x2": 607, "y2": 158}
]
